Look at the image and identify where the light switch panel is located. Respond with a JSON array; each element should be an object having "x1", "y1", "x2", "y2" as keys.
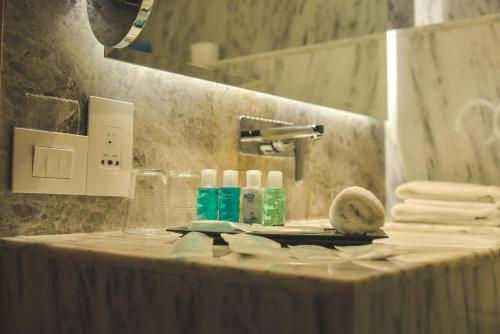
[
  {"x1": 12, "y1": 128, "x2": 88, "y2": 195},
  {"x1": 46, "y1": 147, "x2": 74, "y2": 179},
  {"x1": 33, "y1": 146, "x2": 74, "y2": 179},
  {"x1": 86, "y1": 96, "x2": 133, "y2": 197},
  {"x1": 32, "y1": 146, "x2": 50, "y2": 178}
]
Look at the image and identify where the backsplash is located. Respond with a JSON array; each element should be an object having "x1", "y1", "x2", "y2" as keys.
[{"x1": 0, "y1": 0, "x2": 385, "y2": 236}]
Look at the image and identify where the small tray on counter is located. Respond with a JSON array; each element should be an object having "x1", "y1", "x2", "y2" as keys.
[{"x1": 167, "y1": 227, "x2": 388, "y2": 248}]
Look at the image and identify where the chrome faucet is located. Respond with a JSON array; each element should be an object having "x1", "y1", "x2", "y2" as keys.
[
  {"x1": 240, "y1": 124, "x2": 324, "y2": 142},
  {"x1": 239, "y1": 116, "x2": 324, "y2": 182}
]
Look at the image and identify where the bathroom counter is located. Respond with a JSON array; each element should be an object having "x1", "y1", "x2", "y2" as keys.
[{"x1": 1, "y1": 224, "x2": 500, "y2": 333}]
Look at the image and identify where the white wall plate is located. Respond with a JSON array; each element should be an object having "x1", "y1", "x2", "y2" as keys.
[
  {"x1": 12, "y1": 128, "x2": 88, "y2": 195},
  {"x1": 86, "y1": 96, "x2": 134, "y2": 197}
]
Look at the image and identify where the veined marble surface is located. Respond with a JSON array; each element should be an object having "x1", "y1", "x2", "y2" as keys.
[
  {"x1": 388, "y1": 0, "x2": 414, "y2": 29},
  {"x1": 135, "y1": 0, "x2": 409, "y2": 62},
  {"x1": 1, "y1": 224, "x2": 500, "y2": 333},
  {"x1": 386, "y1": 14, "x2": 500, "y2": 209},
  {"x1": 115, "y1": 0, "x2": 403, "y2": 115},
  {"x1": 415, "y1": 0, "x2": 500, "y2": 26},
  {"x1": 214, "y1": 33, "x2": 387, "y2": 119},
  {"x1": 0, "y1": 0, "x2": 385, "y2": 236}
]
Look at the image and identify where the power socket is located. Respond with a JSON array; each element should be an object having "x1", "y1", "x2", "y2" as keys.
[
  {"x1": 86, "y1": 96, "x2": 133, "y2": 197},
  {"x1": 100, "y1": 126, "x2": 123, "y2": 168}
]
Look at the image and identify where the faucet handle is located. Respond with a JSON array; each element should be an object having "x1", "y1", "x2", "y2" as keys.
[{"x1": 312, "y1": 125, "x2": 324, "y2": 139}]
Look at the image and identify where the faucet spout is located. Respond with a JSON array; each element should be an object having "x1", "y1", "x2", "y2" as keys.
[
  {"x1": 239, "y1": 116, "x2": 324, "y2": 182},
  {"x1": 241, "y1": 124, "x2": 324, "y2": 143}
]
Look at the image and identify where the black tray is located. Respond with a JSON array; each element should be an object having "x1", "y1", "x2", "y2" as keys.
[{"x1": 167, "y1": 228, "x2": 388, "y2": 248}]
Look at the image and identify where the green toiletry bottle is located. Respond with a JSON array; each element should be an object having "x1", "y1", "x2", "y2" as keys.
[
  {"x1": 196, "y1": 169, "x2": 218, "y2": 220},
  {"x1": 218, "y1": 170, "x2": 241, "y2": 223},
  {"x1": 263, "y1": 171, "x2": 286, "y2": 226}
]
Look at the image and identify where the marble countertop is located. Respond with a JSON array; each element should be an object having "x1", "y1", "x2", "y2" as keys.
[
  {"x1": 2, "y1": 223, "x2": 500, "y2": 333},
  {"x1": 1, "y1": 223, "x2": 500, "y2": 283}
]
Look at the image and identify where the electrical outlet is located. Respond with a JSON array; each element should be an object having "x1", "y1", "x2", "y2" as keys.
[
  {"x1": 100, "y1": 126, "x2": 123, "y2": 168},
  {"x1": 86, "y1": 96, "x2": 133, "y2": 197}
]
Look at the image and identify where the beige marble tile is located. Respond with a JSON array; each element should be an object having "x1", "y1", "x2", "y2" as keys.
[{"x1": 0, "y1": 0, "x2": 385, "y2": 236}]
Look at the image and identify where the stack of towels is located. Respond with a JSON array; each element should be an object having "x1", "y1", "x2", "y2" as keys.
[{"x1": 392, "y1": 181, "x2": 500, "y2": 226}]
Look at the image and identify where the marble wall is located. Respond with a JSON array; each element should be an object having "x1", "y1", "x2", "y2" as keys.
[
  {"x1": 0, "y1": 0, "x2": 385, "y2": 236},
  {"x1": 386, "y1": 14, "x2": 500, "y2": 208},
  {"x1": 137, "y1": 0, "x2": 412, "y2": 62},
  {"x1": 215, "y1": 33, "x2": 387, "y2": 119},
  {"x1": 116, "y1": 0, "x2": 391, "y2": 116},
  {"x1": 388, "y1": 0, "x2": 415, "y2": 29},
  {"x1": 110, "y1": 0, "x2": 415, "y2": 117},
  {"x1": 415, "y1": 0, "x2": 500, "y2": 26}
]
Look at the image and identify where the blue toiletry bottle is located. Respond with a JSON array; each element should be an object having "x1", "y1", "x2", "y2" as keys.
[
  {"x1": 218, "y1": 170, "x2": 241, "y2": 223},
  {"x1": 196, "y1": 169, "x2": 218, "y2": 220}
]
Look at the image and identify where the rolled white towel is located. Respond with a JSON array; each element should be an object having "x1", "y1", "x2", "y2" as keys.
[
  {"x1": 329, "y1": 187, "x2": 385, "y2": 235},
  {"x1": 396, "y1": 181, "x2": 500, "y2": 203},
  {"x1": 391, "y1": 202, "x2": 499, "y2": 223}
]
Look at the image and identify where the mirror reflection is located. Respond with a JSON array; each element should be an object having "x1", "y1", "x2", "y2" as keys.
[
  {"x1": 87, "y1": 0, "x2": 154, "y2": 48},
  {"x1": 89, "y1": 0, "x2": 500, "y2": 120}
]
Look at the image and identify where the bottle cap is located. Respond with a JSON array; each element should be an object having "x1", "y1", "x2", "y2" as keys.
[
  {"x1": 223, "y1": 170, "x2": 238, "y2": 187},
  {"x1": 268, "y1": 171, "x2": 283, "y2": 188},
  {"x1": 246, "y1": 170, "x2": 262, "y2": 188},
  {"x1": 200, "y1": 169, "x2": 217, "y2": 188}
]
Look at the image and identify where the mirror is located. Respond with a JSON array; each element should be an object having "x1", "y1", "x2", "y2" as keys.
[
  {"x1": 86, "y1": 0, "x2": 154, "y2": 48},
  {"x1": 87, "y1": 0, "x2": 499, "y2": 120}
]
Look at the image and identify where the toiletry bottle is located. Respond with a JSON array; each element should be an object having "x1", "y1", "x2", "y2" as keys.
[
  {"x1": 263, "y1": 171, "x2": 286, "y2": 226},
  {"x1": 218, "y1": 170, "x2": 241, "y2": 223},
  {"x1": 242, "y1": 170, "x2": 263, "y2": 225},
  {"x1": 196, "y1": 169, "x2": 218, "y2": 220}
]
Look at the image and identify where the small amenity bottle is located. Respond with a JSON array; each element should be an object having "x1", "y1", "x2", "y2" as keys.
[
  {"x1": 263, "y1": 171, "x2": 286, "y2": 226},
  {"x1": 242, "y1": 170, "x2": 263, "y2": 225},
  {"x1": 196, "y1": 169, "x2": 218, "y2": 220},
  {"x1": 218, "y1": 170, "x2": 241, "y2": 223}
]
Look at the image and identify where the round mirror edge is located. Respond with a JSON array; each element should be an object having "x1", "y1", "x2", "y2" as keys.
[
  {"x1": 86, "y1": 0, "x2": 156, "y2": 49},
  {"x1": 115, "y1": 0, "x2": 155, "y2": 49}
]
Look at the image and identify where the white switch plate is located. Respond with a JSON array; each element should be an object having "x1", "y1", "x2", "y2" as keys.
[
  {"x1": 32, "y1": 146, "x2": 74, "y2": 179},
  {"x1": 86, "y1": 96, "x2": 134, "y2": 197},
  {"x1": 12, "y1": 128, "x2": 88, "y2": 195}
]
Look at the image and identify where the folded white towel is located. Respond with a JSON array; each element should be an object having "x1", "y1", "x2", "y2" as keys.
[
  {"x1": 391, "y1": 217, "x2": 500, "y2": 227},
  {"x1": 405, "y1": 199, "x2": 500, "y2": 217},
  {"x1": 396, "y1": 181, "x2": 500, "y2": 203},
  {"x1": 391, "y1": 203, "x2": 500, "y2": 223},
  {"x1": 329, "y1": 187, "x2": 385, "y2": 235}
]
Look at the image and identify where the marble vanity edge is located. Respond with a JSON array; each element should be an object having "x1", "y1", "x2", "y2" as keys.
[
  {"x1": 0, "y1": 237, "x2": 357, "y2": 288},
  {"x1": 2, "y1": 235, "x2": 499, "y2": 287}
]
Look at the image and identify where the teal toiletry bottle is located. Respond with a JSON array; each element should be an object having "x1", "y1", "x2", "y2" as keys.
[
  {"x1": 263, "y1": 171, "x2": 286, "y2": 226},
  {"x1": 196, "y1": 169, "x2": 218, "y2": 220},
  {"x1": 218, "y1": 170, "x2": 241, "y2": 223},
  {"x1": 242, "y1": 170, "x2": 263, "y2": 225}
]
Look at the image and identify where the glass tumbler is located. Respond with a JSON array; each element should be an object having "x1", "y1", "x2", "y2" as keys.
[
  {"x1": 123, "y1": 169, "x2": 169, "y2": 235},
  {"x1": 167, "y1": 171, "x2": 199, "y2": 228}
]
